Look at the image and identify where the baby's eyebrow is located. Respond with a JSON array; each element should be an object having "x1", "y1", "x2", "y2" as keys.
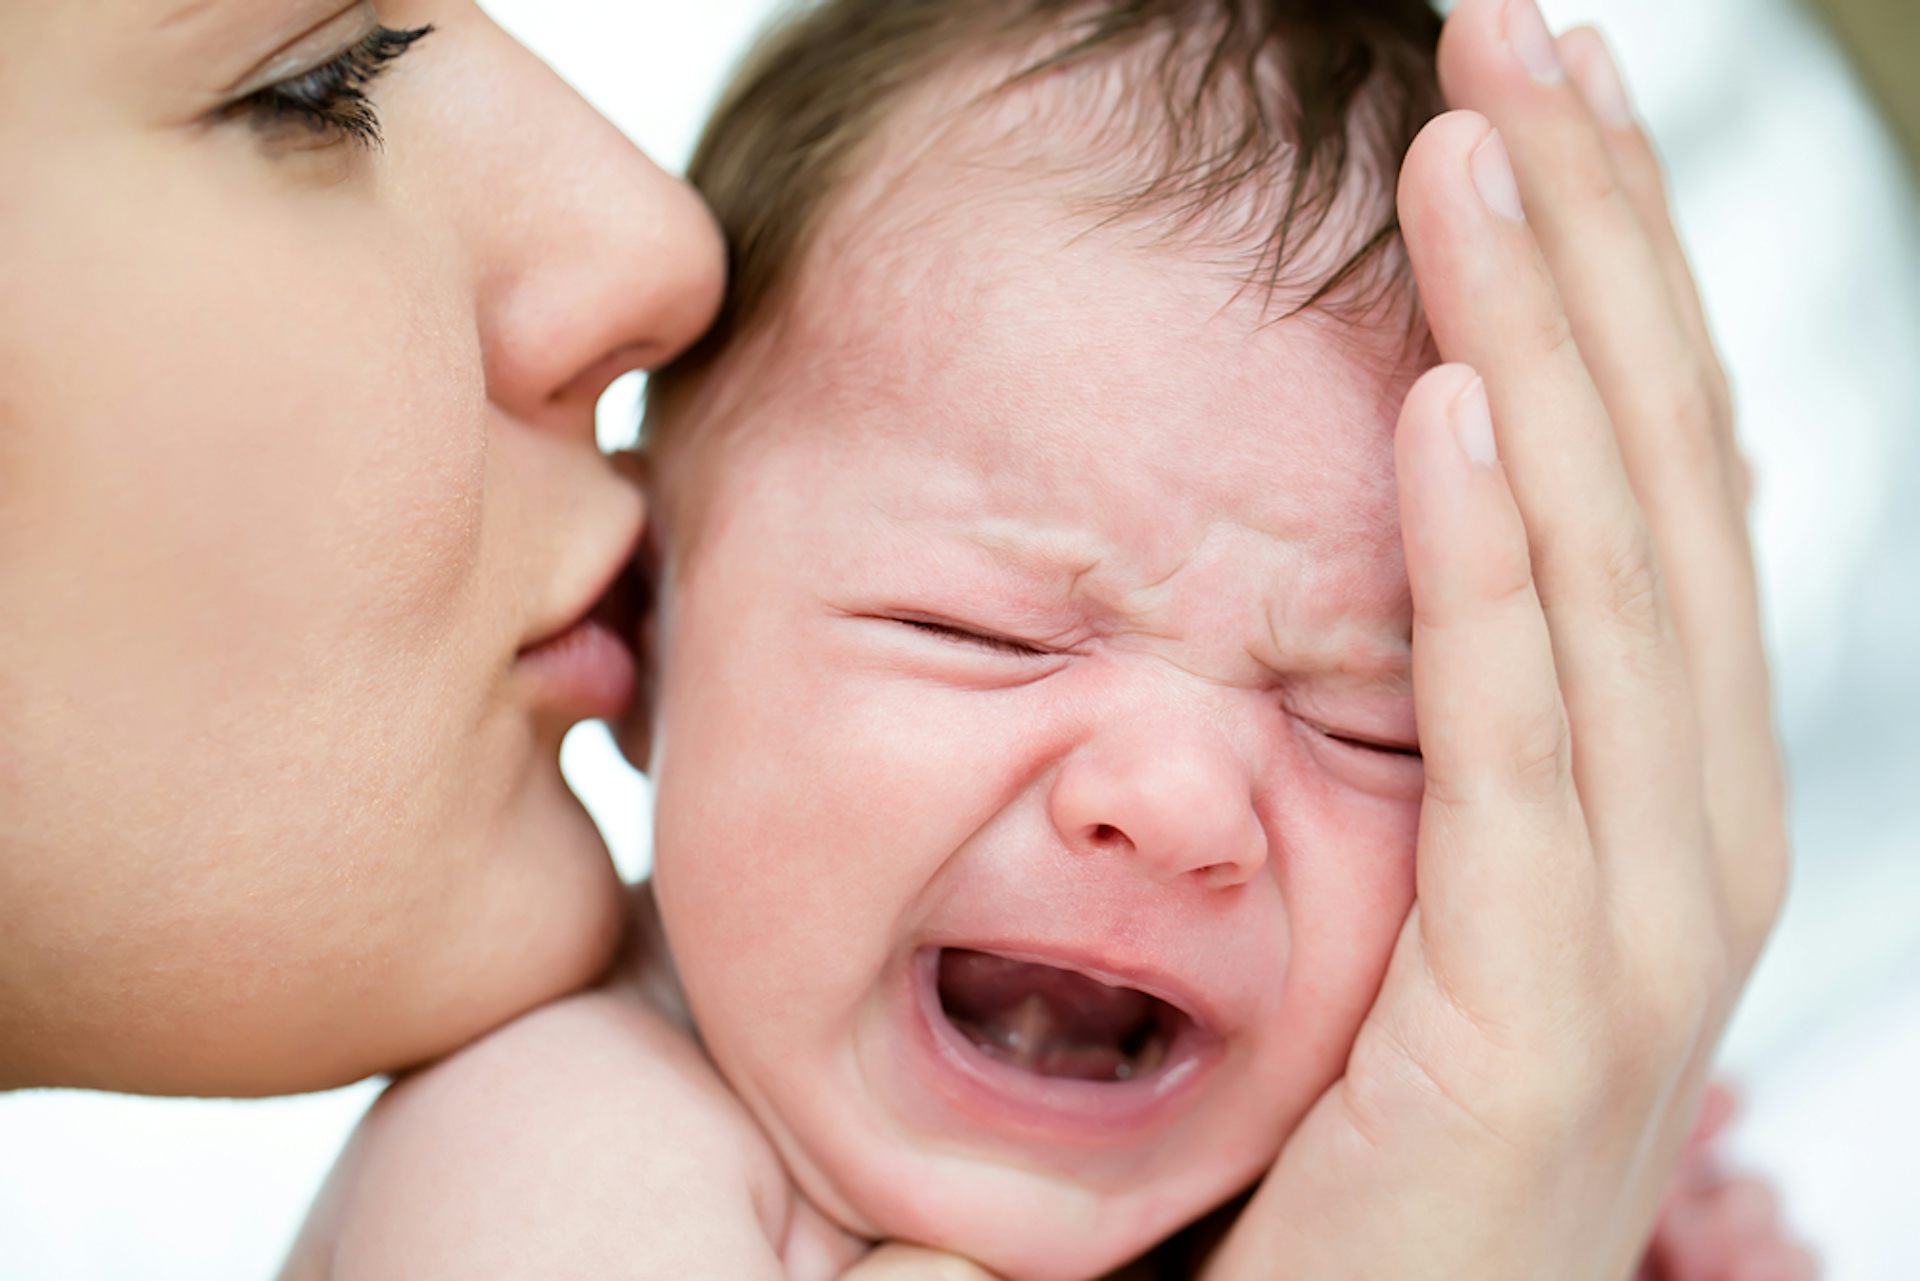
[
  {"x1": 939, "y1": 519, "x2": 1415, "y2": 685},
  {"x1": 1262, "y1": 633, "x2": 1414, "y2": 693},
  {"x1": 953, "y1": 520, "x2": 1107, "y2": 596}
]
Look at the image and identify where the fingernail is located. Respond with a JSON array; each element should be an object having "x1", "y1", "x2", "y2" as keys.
[
  {"x1": 1567, "y1": 31, "x2": 1635, "y2": 129},
  {"x1": 1471, "y1": 130, "x2": 1526, "y2": 223},
  {"x1": 1450, "y1": 376, "x2": 1499, "y2": 467},
  {"x1": 1506, "y1": 0, "x2": 1564, "y2": 84}
]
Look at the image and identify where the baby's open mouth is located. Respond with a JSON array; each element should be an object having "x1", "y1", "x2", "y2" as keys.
[{"x1": 935, "y1": 948, "x2": 1186, "y2": 1082}]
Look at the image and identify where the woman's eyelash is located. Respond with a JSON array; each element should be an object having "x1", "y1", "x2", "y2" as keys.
[
  {"x1": 228, "y1": 24, "x2": 433, "y2": 150},
  {"x1": 893, "y1": 618, "x2": 1049, "y2": 657}
]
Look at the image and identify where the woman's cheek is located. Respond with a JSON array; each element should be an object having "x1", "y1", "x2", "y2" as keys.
[{"x1": 307, "y1": 241, "x2": 492, "y2": 644}]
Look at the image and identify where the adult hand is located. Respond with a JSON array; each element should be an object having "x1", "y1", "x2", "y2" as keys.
[{"x1": 1202, "y1": 1, "x2": 1788, "y2": 1275}]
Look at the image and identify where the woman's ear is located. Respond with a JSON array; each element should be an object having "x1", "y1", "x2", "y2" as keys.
[{"x1": 611, "y1": 449, "x2": 659, "y2": 775}]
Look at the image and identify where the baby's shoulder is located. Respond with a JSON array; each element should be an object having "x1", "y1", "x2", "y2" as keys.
[
  {"x1": 381, "y1": 984, "x2": 779, "y2": 1180},
  {"x1": 282, "y1": 989, "x2": 799, "y2": 1280}
]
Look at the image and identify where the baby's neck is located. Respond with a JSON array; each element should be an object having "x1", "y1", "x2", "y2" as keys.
[{"x1": 608, "y1": 881, "x2": 697, "y2": 1036}]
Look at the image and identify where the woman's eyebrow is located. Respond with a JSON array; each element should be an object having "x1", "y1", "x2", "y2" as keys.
[
  {"x1": 155, "y1": 0, "x2": 218, "y2": 32},
  {"x1": 154, "y1": 0, "x2": 348, "y2": 44}
]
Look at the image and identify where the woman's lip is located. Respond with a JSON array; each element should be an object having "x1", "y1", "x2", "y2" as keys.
[
  {"x1": 520, "y1": 555, "x2": 638, "y2": 657},
  {"x1": 901, "y1": 947, "x2": 1221, "y2": 1146},
  {"x1": 513, "y1": 615, "x2": 637, "y2": 720}
]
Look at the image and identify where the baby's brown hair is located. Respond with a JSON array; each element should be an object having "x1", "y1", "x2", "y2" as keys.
[{"x1": 649, "y1": 0, "x2": 1445, "y2": 427}]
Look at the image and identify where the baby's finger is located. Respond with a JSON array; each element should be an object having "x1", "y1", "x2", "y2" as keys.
[
  {"x1": 1688, "y1": 1080, "x2": 1740, "y2": 1150},
  {"x1": 1398, "y1": 111, "x2": 1701, "y2": 869},
  {"x1": 1394, "y1": 363, "x2": 1591, "y2": 988},
  {"x1": 1732, "y1": 1244, "x2": 1822, "y2": 1281},
  {"x1": 1656, "y1": 1178, "x2": 1784, "y2": 1277},
  {"x1": 839, "y1": 1244, "x2": 1002, "y2": 1281}
]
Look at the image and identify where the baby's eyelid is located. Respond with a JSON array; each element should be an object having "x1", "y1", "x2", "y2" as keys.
[
  {"x1": 1330, "y1": 733, "x2": 1422, "y2": 759},
  {"x1": 890, "y1": 615, "x2": 1054, "y2": 657},
  {"x1": 1297, "y1": 714, "x2": 1422, "y2": 759}
]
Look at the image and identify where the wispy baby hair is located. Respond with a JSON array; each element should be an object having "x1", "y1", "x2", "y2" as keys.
[{"x1": 649, "y1": 0, "x2": 1445, "y2": 412}]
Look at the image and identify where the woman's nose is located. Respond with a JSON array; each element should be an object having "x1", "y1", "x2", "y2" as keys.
[
  {"x1": 455, "y1": 18, "x2": 726, "y2": 432},
  {"x1": 1047, "y1": 718, "x2": 1269, "y2": 889}
]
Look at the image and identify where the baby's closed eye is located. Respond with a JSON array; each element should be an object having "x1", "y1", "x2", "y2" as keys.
[{"x1": 888, "y1": 614, "x2": 1058, "y2": 658}]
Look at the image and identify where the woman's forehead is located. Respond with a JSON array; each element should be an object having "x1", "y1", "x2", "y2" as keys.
[{"x1": 1, "y1": 0, "x2": 363, "y2": 66}]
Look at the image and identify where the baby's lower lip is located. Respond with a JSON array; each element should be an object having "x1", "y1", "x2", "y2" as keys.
[{"x1": 899, "y1": 947, "x2": 1221, "y2": 1147}]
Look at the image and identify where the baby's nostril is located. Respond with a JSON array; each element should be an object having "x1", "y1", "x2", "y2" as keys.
[
  {"x1": 1192, "y1": 861, "x2": 1242, "y2": 889},
  {"x1": 1088, "y1": 823, "x2": 1124, "y2": 847}
]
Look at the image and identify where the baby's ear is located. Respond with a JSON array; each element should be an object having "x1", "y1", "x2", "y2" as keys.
[{"x1": 611, "y1": 449, "x2": 659, "y2": 775}]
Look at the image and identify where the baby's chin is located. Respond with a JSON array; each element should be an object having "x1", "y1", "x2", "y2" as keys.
[
  {"x1": 726, "y1": 952, "x2": 1302, "y2": 1277},
  {"x1": 772, "y1": 1095, "x2": 1271, "y2": 1281}
]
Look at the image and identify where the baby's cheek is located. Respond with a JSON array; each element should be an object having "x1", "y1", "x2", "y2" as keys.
[{"x1": 1272, "y1": 764, "x2": 1421, "y2": 1040}]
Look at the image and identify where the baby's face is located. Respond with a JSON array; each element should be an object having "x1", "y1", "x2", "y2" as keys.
[{"x1": 645, "y1": 176, "x2": 1424, "y2": 1278}]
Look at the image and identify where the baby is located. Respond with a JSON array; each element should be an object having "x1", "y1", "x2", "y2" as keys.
[{"x1": 285, "y1": 2, "x2": 1806, "y2": 1278}]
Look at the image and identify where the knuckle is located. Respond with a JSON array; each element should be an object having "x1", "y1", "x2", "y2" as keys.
[
  {"x1": 1480, "y1": 533, "x2": 1539, "y2": 615},
  {"x1": 1595, "y1": 519, "x2": 1667, "y2": 640},
  {"x1": 1731, "y1": 826, "x2": 1793, "y2": 953},
  {"x1": 1410, "y1": 534, "x2": 1535, "y2": 634},
  {"x1": 1664, "y1": 367, "x2": 1730, "y2": 477},
  {"x1": 1623, "y1": 956, "x2": 1718, "y2": 1068},
  {"x1": 1588, "y1": 935, "x2": 1721, "y2": 1088},
  {"x1": 1562, "y1": 143, "x2": 1626, "y2": 214},
  {"x1": 1534, "y1": 305, "x2": 1580, "y2": 366},
  {"x1": 1617, "y1": 151, "x2": 1667, "y2": 218},
  {"x1": 1504, "y1": 703, "x2": 1573, "y2": 802}
]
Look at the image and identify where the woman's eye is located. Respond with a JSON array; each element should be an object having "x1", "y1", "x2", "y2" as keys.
[
  {"x1": 893, "y1": 617, "x2": 1050, "y2": 658},
  {"x1": 223, "y1": 24, "x2": 432, "y2": 150}
]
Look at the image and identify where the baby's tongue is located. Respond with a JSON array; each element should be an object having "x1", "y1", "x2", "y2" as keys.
[{"x1": 936, "y1": 949, "x2": 1160, "y2": 1081}]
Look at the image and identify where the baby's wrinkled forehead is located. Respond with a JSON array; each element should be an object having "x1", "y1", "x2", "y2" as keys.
[
  {"x1": 766, "y1": 42, "x2": 1427, "y2": 411},
  {"x1": 721, "y1": 171, "x2": 1418, "y2": 664},
  {"x1": 651, "y1": 4, "x2": 1446, "y2": 656}
]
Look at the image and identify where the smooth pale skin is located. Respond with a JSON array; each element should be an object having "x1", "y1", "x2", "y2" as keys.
[
  {"x1": 284, "y1": 4, "x2": 1808, "y2": 1281},
  {"x1": 0, "y1": 0, "x2": 723, "y2": 1095}
]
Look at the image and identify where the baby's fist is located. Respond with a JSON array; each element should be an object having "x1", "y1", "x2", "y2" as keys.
[{"x1": 1639, "y1": 1087, "x2": 1818, "y2": 1281}]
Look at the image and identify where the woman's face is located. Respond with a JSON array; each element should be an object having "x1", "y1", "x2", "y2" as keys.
[{"x1": 0, "y1": 0, "x2": 722, "y2": 1094}]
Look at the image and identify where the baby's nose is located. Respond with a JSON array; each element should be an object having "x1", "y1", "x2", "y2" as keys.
[{"x1": 1047, "y1": 723, "x2": 1268, "y2": 889}]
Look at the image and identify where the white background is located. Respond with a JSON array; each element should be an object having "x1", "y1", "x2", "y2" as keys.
[{"x1": 3, "y1": 0, "x2": 1917, "y2": 1276}]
